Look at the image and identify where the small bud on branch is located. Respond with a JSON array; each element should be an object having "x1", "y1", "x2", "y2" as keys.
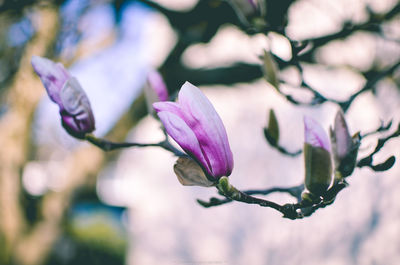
[
  {"x1": 303, "y1": 116, "x2": 332, "y2": 197},
  {"x1": 31, "y1": 56, "x2": 95, "y2": 139}
]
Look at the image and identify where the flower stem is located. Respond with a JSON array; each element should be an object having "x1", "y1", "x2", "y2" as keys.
[
  {"x1": 197, "y1": 184, "x2": 304, "y2": 207},
  {"x1": 215, "y1": 177, "x2": 302, "y2": 219},
  {"x1": 85, "y1": 134, "x2": 185, "y2": 156},
  {"x1": 200, "y1": 177, "x2": 352, "y2": 220}
]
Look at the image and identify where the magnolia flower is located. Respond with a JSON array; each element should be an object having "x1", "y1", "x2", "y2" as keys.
[
  {"x1": 144, "y1": 69, "x2": 169, "y2": 115},
  {"x1": 153, "y1": 82, "x2": 233, "y2": 185},
  {"x1": 31, "y1": 56, "x2": 95, "y2": 139},
  {"x1": 330, "y1": 110, "x2": 360, "y2": 178},
  {"x1": 303, "y1": 116, "x2": 332, "y2": 196}
]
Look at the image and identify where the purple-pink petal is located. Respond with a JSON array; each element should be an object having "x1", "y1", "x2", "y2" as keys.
[
  {"x1": 157, "y1": 111, "x2": 210, "y2": 174},
  {"x1": 147, "y1": 70, "x2": 169, "y2": 102},
  {"x1": 58, "y1": 77, "x2": 95, "y2": 138},
  {"x1": 154, "y1": 82, "x2": 233, "y2": 178},
  {"x1": 32, "y1": 56, "x2": 95, "y2": 138},
  {"x1": 60, "y1": 109, "x2": 95, "y2": 138},
  {"x1": 304, "y1": 116, "x2": 330, "y2": 151},
  {"x1": 31, "y1": 56, "x2": 70, "y2": 106},
  {"x1": 177, "y1": 82, "x2": 233, "y2": 177},
  {"x1": 333, "y1": 111, "x2": 352, "y2": 159},
  {"x1": 61, "y1": 115, "x2": 81, "y2": 135},
  {"x1": 153, "y1": 101, "x2": 183, "y2": 119}
]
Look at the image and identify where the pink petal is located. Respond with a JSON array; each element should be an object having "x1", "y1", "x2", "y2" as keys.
[
  {"x1": 177, "y1": 82, "x2": 233, "y2": 177},
  {"x1": 334, "y1": 111, "x2": 352, "y2": 159},
  {"x1": 31, "y1": 56, "x2": 70, "y2": 106},
  {"x1": 153, "y1": 101, "x2": 183, "y2": 119},
  {"x1": 61, "y1": 115, "x2": 80, "y2": 133},
  {"x1": 304, "y1": 116, "x2": 330, "y2": 151},
  {"x1": 60, "y1": 77, "x2": 91, "y2": 114},
  {"x1": 157, "y1": 111, "x2": 211, "y2": 175},
  {"x1": 147, "y1": 70, "x2": 169, "y2": 101}
]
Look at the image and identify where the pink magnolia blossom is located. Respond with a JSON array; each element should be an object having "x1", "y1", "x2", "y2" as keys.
[
  {"x1": 153, "y1": 82, "x2": 233, "y2": 179},
  {"x1": 31, "y1": 56, "x2": 95, "y2": 139}
]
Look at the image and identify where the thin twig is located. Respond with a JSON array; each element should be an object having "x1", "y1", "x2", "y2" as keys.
[
  {"x1": 201, "y1": 177, "x2": 354, "y2": 220},
  {"x1": 357, "y1": 122, "x2": 400, "y2": 171},
  {"x1": 197, "y1": 184, "x2": 304, "y2": 207},
  {"x1": 361, "y1": 120, "x2": 393, "y2": 138},
  {"x1": 274, "y1": 61, "x2": 400, "y2": 112},
  {"x1": 85, "y1": 134, "x2": 185, "y2": 156}
]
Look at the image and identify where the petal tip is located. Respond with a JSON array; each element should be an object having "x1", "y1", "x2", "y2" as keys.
[{"x1": 304, "y1": 116, "x2": 330, "y2": 151}]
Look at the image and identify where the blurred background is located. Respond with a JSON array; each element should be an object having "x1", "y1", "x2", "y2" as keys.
[{"x1": 0, "y1": 0, "x2": 399, "y2": 264}]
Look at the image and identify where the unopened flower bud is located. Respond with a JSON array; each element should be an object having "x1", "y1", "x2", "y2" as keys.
[
  {"x1": 304, "y1": 116, "x2": 332, "y2": 196},
  {"x1": 262, "y1": 50, "x2": 279, "y2": 89},
  {"x1": 145, "y1": 70, "x2": 169, "y2": 116},
  {"x1": 154, "y1": 82, "x2": 234, "y2": 181},
  {"x1": 263, "y1": 108, "x2": 280, "y2": 146},
  {"x1": 330, "y1": 110, "x2": 360, "y2": 178},
  {"x1": 31, "y1": 56, "x2": 95, "y2": 139}
]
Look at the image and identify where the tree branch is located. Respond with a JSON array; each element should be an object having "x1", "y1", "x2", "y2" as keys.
[
  {"x1": 85, "y1": 134, "x2": 184, "y2": 156},
  {"x1": 201, "y1": 177, "x2": 351, "y2": 220},
  {"x1": 296, "y1": 3, "x2": 400, "y2": 64},
  {"x1": 272, "y1": 60, "x2": 400, "y2": 112},
  {"x1": 357, "y1": 122, "x2": 400, "y2": 171},
  {"x1": 197, "y1": 184, "x2": 304, "y2": 207}
]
